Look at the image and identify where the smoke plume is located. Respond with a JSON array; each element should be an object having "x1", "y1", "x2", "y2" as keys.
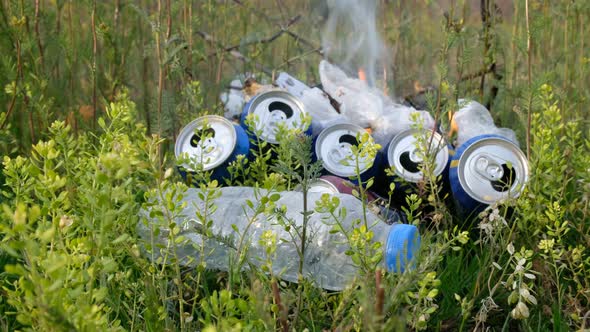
[{"x1": 321, "y1": 0, "x2": 388, "y2": 88}]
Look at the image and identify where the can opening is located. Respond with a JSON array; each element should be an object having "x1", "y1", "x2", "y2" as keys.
[
  {"x1": 399, "y1": 151, "x2": 420, "y2": 173},
  {"x1": 338, "y1": 134, "x2": 359, "y2": 146},
  {"x1": 491, "y1": 164, "x2": 516, "y2": 192},
  {"x1": 269, "y1": 101, "x2": 294, "y2": 119},
  {"x1": 190, "y1": 128, "x2": 216, "y2": 147}
]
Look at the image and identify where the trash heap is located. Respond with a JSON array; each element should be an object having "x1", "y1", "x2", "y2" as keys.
[
  {"x1": 141, "y1": 61, "x2": 529, "y2": 290},
  {"x1": 216, "y1": 60, "x2": 528, "y2": 214}
]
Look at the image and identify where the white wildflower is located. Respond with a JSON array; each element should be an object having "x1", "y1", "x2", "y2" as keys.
[{"x1": 59, "y1": 215, "x2": 74, "y2": 229}]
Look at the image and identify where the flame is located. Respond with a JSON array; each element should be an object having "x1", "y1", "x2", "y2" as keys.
[
  {"x1": 414, "y1": 81, "x2": 424, "y2": 93},
  {"x1": 358, "y1": 68, "x2": 367, "y2": 82},
  {"x1": 448, "y1": 112, "x2": 459, "y2": 138}
]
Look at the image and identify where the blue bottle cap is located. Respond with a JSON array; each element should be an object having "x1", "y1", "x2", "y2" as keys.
[{"x1": 385, "y1": 223, "x2": 420, "y2": 273}]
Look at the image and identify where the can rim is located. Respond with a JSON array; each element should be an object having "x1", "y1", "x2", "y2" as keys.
[
  {"x1": 315, "y1": 123, "x2": 372, "y2": 177},
  {"x1": 294, "y1": 178, "x2": 340, "y2": 194},
  {"x1": 457, "y1": 136, "x2": 529, "y2": 204},
  {"x1": 245, "y1": 90, "x2": 307, "y2": 144},
  {"x1": 386, "y1": 128, "x2": 449, "y2": 183},
  {"x1": 175, "y1": 115, "x2": 237, "y2": 171}
]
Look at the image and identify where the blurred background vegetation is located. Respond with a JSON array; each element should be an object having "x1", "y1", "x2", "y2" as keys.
[{"x1": 1, "y1": 0, "x2": 588, "y2": 155}]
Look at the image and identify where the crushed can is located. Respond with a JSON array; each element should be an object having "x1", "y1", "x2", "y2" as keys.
[
  {"x1": 449, "y1": 134, "x2": 529, "y2": 216},
  {"x1": 314, "y1": 123, "x2": 382, "y2": 183},
  {"x1": 298, "y1": 175, "x2": 406, "y2": 225},
  {"x1": 240, "y1": 90, "x2": 311, "y2": 146},
  {"x1": 175, "y1": 115, "x2": 250, "y2": 185},
  {"x1": 383, "y1": 128, "x2": 450, "y2": 193},
  {"x1": 303, "y1": 175, "x2": 376, "y2": 200}
]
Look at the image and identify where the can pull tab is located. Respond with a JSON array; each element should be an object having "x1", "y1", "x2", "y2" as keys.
[
  {"x1": 265, "y1": 101, "x2": 294, "y2": 132},
  {"x1": 474, "y1": 154, "x2": 504, "y2": 182},
  {"x1": 263, "y1": 110, "x2": 288, "y2": 138},
  {"x1": 197, "y1": 137, "x2": 223, "y2": 161},
  {"x1": 268, "y1": 110, "x2": 287, "y2": 124},
  {"x1": 328, "y1": 134, "x2": 359, "y2": 164},
  {"x1": 328, "y1": 143, "x2": 354, "y2": 164},
  {"x1": 191, "y1": 128, "x2": 222, "y2": 161},
  {"x1": 473, "y1": 153, "x2": 517, "y2": 192}
]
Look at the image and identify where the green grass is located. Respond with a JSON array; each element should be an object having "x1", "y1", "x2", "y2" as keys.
[{"x1": 0, "y1": 1, "x2": 589, "y2": 331}]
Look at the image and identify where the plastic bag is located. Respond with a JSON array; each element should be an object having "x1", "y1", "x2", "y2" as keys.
[
  {"x1": 220, "y1": 79, "x2": 245, "y2": 120},
  {"x1": 454, "y1": 100, "x2": 518, "y2": 147}
]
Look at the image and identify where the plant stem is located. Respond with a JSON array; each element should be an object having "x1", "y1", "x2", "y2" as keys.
[
  {"x1": 92, "y1": 0, "x2": 98, "y2": 132},
  {"x1": 156, "y1": 0, "x2": 164, "y2": 137},
  {"x1": 68, "y1": 1, "x2": 76, "y2": 131},
  {"x1": 140, "y1": 0, "x2": 151, "y2": 133},
  {"x1": 34, "y1": 0, "x2": 44, "y2": 72},
  {"x1": 525, "y1": 0, "x2": 532, "y2": 159},
  {"x1": 0, "y1": 39, "x2": 20, "y2": 131},
  {"x1": 562, "y1": 2, "x2": 569, "y2": 115}
]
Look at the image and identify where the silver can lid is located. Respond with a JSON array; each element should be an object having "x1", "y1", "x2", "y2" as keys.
[
  {"x1": 245, "y1": 90, "x2": 307, "y2": 144},
  {"x1": 295, "y1": 178, "x2": 340, "y2": 194},
  {"x1": 316, "y1": 123, "x2": 373, "y2": 177},
  {"x1": 175, "y1": 115, "x2": 236, "y2": 171},
  {"x1": 308, "y1": 178, "x2": 340, "y2": 194},
  {"x1": 457, "y1": 137, "x2": 529, "y2": 204},
  {"x1": 387, "y1": 129, "x2": 449, "y2": 183}
]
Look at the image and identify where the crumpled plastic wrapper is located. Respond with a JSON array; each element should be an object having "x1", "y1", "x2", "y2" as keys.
[
  {"x1": 371, "y1": 105, "x2": 435, "y2": 147},
  {"x1": 220, "y1": 61, "x2": 436, "y2": 147},
  {"x1": 300, "y1": 88, "x2": 347, "y2": 136},
  {"x1": 319, "y1": 60, "x2": 435, "y2": 147},
  {"x1": 319, "y1": 60, "x2": 383, "y2": 129},
  {"x1": 454, "y1": 100, "x2": 519, "y2": 147},
  {"x1": 219, "y1": 79, "x2": 245, "y2": 120}
]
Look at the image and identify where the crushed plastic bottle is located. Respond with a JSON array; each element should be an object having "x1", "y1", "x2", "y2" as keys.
[
  {"x1": 137, "y1": 186, "x2": 420, "y2": 291},
  {"x1": 318, "y1": 60, "x2": 435, "y2": 147}
]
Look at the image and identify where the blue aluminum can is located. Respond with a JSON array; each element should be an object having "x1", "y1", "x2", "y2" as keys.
[
  {"x1": 175, "y1": 115, "x2": 250, "y2": 185},
  {"x1": 449, "y1": 134, "x2": 529, "y2": 216},
  {"x1": 383, "y1": 128, "x2": 450, "y2": 193},
  {"x1": 313, "y1": 123, "x2": 381, "y2": 183},
  {"x1": 240, "y1": 90, "x2": 312, "y2": 145}
]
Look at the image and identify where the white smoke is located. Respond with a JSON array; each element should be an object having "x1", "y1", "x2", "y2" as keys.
[{"x1": 321, "y1": 0, "x2": 388, "y2": 88}]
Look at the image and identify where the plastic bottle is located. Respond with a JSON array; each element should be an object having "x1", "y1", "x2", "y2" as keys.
[{"x1": 137, "y1": 187, "x2": 420, "y2": 291}]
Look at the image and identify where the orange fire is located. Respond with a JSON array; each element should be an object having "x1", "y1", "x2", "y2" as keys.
[
  {"x1": 448, "y1": 112, "x2": 459, "y2": 138},
  {"x1": 358, "y1": 68, "x2": 367, "y2": 82}
]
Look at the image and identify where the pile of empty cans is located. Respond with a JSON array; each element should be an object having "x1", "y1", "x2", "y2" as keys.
[{"x1": 175, "y1": 66, "x2": 528, "y2": 218}]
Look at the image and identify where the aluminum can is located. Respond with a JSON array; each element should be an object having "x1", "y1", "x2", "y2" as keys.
[
  {"x1": 385, "y1": 128, "x2": 450, "y2": 184},
  {"x1": 314, "y1": 123, "x2": 381, "y2": 182},
  {"x1": 306, "y1": 175, "x2": 376, "y2": 200},
  {"x1": 449, "y1": 134, "x2": 529, "y2": 215},
  {"x1": 175, "y1": 115, "x2": 250, "y2": 184},
  {"x1": 305, "y1": 176, "x2": 341, "y2": 195},
  {"x1": 240, "y1": 90, "x2": 311, "y2": 144},
  {"x1": 298, "y1": 175, "x2": 406, "y2": 224},
  {"x1": 382, "y1": 129, "x2": 450, "y2": 197}
]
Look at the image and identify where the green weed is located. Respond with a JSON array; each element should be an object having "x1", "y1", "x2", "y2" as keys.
[{"x1": 0, "y1": 1, "x2": 589, "y2": 331}]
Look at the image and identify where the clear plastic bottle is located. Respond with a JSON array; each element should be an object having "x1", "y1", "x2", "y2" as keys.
[{"x1": 138, "y1": 187, "x2": 420, "y2": 291}]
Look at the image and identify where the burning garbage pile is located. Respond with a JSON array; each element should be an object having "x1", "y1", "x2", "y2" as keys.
[
  {"x1": 140, "y1": 0, "x2": 529, "y2": 290},
  {"x1": 137, "y1": 60, "x2": 529, "y2": 291},
  {"x1": 216, "y1": 60, "x2": 528, "y2": 214},
  {"x1": 222, "y1": 61, "x2": 436, "y2": 148}
]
